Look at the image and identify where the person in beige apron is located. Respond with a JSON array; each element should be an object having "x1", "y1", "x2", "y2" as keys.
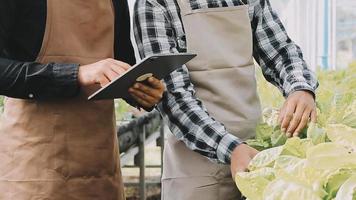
[
  {"x1": 161, "y1": 1, "x2": 260, "y2": 199},
  {"x1": 0, "y1": 0, "x2": 164, "y2": 199},
  {"x1": 134, "y1": 0, "x2": 318, "y2": 199}
]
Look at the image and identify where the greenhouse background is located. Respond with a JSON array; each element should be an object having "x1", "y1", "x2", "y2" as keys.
[{"x1": 0, "y1": 0, "x2": 355, "y2": 200}]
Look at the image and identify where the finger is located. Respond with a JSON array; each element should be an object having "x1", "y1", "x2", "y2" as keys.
[
  {"x1": 99, "y1": 76, "x2": 110, "y2": 87},
  {"x1": 107, "y1": 59, "x2": 131, "y2": 70},
  {"x1": 311, "y1": 109, "x2": 317, "y2": 123},
  {"x1": 278, "y1": 103, "x2": 287, "y2": 125},
  {"x1": 148, "y1": 77, "x2": 164, "y2": 89},
  {"x1": 281, "y1": 101, "x2": 297, "y2": 137},
  {"x1": 130, "y1": 93, "x2": 152, "y2": 108},
  {"x1": 287, "y1": 103, "x2": 307, "y2": 136},
  {"x1": 129, "y1": 88, "x2": 157, "y2": 105},
  {"x1": 104, "y1": 69, "x2": 120, "y2": 82},
  {"x1": 134, "y1": 83, "x2": 162, "y2": 99},
  {"x1": 109, "y1": 64, "x2": 127, "y2": 76},
  {"x1": 293, "y1": 108, "x2": 312, "y2": 137}
]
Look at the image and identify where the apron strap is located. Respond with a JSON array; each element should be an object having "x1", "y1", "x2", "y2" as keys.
[
  {"x1": 177, "y1": 0, "x2": 248, "y2": 15},
  {"x1": 176, "y1": 0, "x2": 193, "y2": 15}
]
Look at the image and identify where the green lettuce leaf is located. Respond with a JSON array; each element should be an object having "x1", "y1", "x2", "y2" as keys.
[
  {"x1": 262, "y1": 177, "x2": 323, "y2": 200},
  {"x1": 324, "y1": 168, "x2": 356, "y2": 199},
  {"x1": 235, "y1": 168, "x2": 275, "y2": 200},
  {"x1": 246, "y1": 139, "x2": 271, "y2": 151},
  {"x1": 255, "y1": 123, "x2": 274, "y2": 141},
  {"x1": 307, "y1": 123, "x2": 327, "y2": 145},
  {"x1": 335, "y1": 175, "x2": 356, "y2": 200},
  {"x1": 273, "y1": 155, "x2": 305, "y2": 174},
  {"x1": 271, "y1": 129, "x2": 288, "y2": 147},
  {"x1": 326, "y1": 124, "x2": 356, "y2": 151},
  {"x1": 248, "y1": 146, "x2": 284, "y2": 171},
  {"x1": 306, "y1": 143, "x2": 356, "y2": 170},
  {"x1": 281, "y1": 138, "x2": 314, "y2": 158},
  {"x1": 342, "y1": 101, "x2": 356, "y2": 128}
]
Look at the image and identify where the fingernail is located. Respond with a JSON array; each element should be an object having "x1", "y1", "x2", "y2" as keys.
[
  {"x1": 286, "y1": 132, "x2": 292, "y2": 137},
  {"x1": 134, "y1": 84, "x2": 139, "y2": 89},
  {"x1": 293, "y1": 132, "x2": 299, "y2": 137},
  {"x1": 281, "y1": 128, "x2": 286, "y2": 133}
]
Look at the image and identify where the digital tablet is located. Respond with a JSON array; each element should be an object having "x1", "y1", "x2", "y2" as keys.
[{"x1": 88, "y1": 53, "x2": 196, "y2": 101}]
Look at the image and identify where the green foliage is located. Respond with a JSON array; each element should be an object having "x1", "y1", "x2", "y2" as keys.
[
  {"x1": 114, "y1": 99, "x2": 133, "y2": 121},
  {"x1": 236, "y1": 126, "x2": 356, "y2": 200},
  {"x1": 237, "y1": 66, "x2": 356, "y2": 200}
]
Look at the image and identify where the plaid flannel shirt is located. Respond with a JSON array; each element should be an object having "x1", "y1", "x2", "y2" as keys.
[{"x1": 134, "y1": 0, "x2": 318, "y2": 164}]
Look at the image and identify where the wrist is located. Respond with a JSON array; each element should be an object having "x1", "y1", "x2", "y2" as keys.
[
  {"x1": 216, "y1": 133, "x2": 242, "y2": 164},
  {"x1": 232, "y1": 143, "x2": 248, "y2": 156}
]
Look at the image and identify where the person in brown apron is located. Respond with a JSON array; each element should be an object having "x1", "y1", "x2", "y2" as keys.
[
  {"x1": 134, "y1": 0, "x2": 318, "y2": 199},
  {"x1": 0, "y1": 0, "x2": 165, "y2": 199}
]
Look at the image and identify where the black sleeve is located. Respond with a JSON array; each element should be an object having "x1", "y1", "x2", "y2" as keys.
[
  {"x1": 0, "y1": 58, "x2": 80, "y2": 100},
  {"x1": 0, "y1": 1, "x2": 80, "y2": 100}
]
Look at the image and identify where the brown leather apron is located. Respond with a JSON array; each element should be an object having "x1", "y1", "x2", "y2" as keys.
[
  {"x1": 162, "y1": 1, "x2": 261, "y2": 200},
  {"x1": 0, "y1": 0, "x2": 125, "y2": 199}
]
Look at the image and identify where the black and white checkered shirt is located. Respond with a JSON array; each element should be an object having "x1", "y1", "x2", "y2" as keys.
[{"x1": 134, "y1": 0, "x2": 318, "y2": 164}]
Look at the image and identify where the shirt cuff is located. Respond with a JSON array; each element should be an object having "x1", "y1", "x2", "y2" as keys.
[
  {"x1": 216, "y1": 133, "x2": 243, "y2": 164},
  {"x1": 284, "y1": 81, "x2": 317, "y2": 98},
  {"x1": 52, "y1": 63, "x2": 80, "y2": 98}
]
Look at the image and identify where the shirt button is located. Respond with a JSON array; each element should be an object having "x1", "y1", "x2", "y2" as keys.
[{"x1": 28, "y1": 93, "x2": 34, "y2": 99}]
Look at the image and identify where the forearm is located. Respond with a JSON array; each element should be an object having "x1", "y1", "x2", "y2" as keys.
[
  {"x1": 252, "y1": 0, "x2": 318, "y2": 97},
  {"x1": 0, "y1": 57, "x2": 79, "y2": 99},
  {"x1": 157, "y1": 67, "x2": 243, "y2": 164}
]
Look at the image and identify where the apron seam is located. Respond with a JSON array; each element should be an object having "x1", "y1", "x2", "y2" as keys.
[
  {"x1": 188, "y1": 62, "x2": 255, "y2": 71},
  {"x1": 184, "y1": 5, "x2": 249, "y2": 16}
]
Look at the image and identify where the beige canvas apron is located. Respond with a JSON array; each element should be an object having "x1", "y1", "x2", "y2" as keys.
[
  {"x1": 162, "y1": 1, "x2": 261, "y2": 199},
  {"x1": 0, "y1": 0, "x2": 125, "y2": 199}
]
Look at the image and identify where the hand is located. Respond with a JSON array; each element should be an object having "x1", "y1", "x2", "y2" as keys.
[
  {"x1": 78, "y1": 58, "x2": 130, "y2": 87},
  {"x1": 230, "y1": 144, "x2": 259, "y2": 177},
  {"x1": 278, "y1": 90, "x2": 317, "y2": 137},
  {"x1": 128, "y1": 77, "x2": 166, "y2": 109}
]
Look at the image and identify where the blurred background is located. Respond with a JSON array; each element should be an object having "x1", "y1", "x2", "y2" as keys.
[{"x1": 0, "y1": 0, "x2": 355, "y2": 199}]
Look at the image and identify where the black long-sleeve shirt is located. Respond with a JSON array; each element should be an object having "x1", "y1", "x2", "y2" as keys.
[{"x1": 0, "y1": 0, "x2": 135, "y2": 100}]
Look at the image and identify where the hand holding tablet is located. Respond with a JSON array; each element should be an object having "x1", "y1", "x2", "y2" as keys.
[{"x1": 88, "y1": 53, "x2": 196, "y2": 100}]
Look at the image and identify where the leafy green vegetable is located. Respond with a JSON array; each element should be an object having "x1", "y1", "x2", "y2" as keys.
[
  {"x1": 326, "y1": 124, "x2": 356, "y2": 151},
  {"x1": 342, "y1": 101, "x2": 356, "y2": 128},
  {"x1": 273, "y1": 155, "x2": 305, "y2": 174},
  {"x1": 324, "y1": 168, "x2": 356, "y2": 199},
  {"x1": 248, "y1": 146, "x2": 283, "y2": 171},
  {"x1": 306, "y1": 143, "x2": 356, "y2": 170},
  {"x1": 246, "y1": 138, "x2": 271, "y2": 151},
  {"x1": 334, "y1": 175, "x2": 356, "y2": 200},
  {"x1": 281, "y1": 138, "x2": 313, "y2": 158},
  {"x1": 270, "y1": 128, "x2": 287, "y2": 147},
  {"x1": 262, "y1": 177, "x2": 323, "y2": 200},
  {"x1": 235, "y1": 168, "x2": 275, "y2": 200},
  {"x1": 236, "y1": 66, "x2": 356, "y2": 200},
  {"x1": 255, "y1": 123, "x2": 274, "y2": 141},
  {"x1": 307, "y1": 123, "x2": 327, "y2": 145}
]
